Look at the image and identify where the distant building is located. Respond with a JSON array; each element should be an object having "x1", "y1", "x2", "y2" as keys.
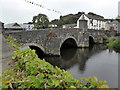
[
  {"x1": 20, "y1": 23, "x2": 34, "y2": 31},
  {"x1": 109, "y1": 20, "x2": 118, "y2": 31},
  {"x1": 76, "y1": 13, "x2": 106, "y2": 30},
  {"x1": 48, "y1": 24, "x2": 57, "y2": 28},
  {"x1": 62, "y1": 24, "x2": 76, "y2": 28},
  {"x1": 104, "y1": 19, "x2": 113, "y2": 30},
  {"x1": 0, "y1": 21, "x2": 4, "y2": 33},
  {"x1": 116, "y1": 16, "x2": 120, "y2": 33},
  {"x1": 105, "y1": 18, "x2": 120, "y2": 32},
  {"x1": 4, "y1": 23, "x2": 24, "y2": 31},
  {"x1": 118, "y1": 21, "x2": 120, "y2": 33}
]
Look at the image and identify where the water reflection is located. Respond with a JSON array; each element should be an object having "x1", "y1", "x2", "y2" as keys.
[
  {"x1": 44, "y1": 45, "x2": 118, "y2": 88},
  {"x1": 44, "y1": 45, "x2": 107, "y2": 71}
]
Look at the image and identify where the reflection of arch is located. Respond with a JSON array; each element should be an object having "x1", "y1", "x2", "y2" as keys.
[
  {"x1": 22, "y1": 43, "x2": 45, "y2": 59},
  {"x1": 61, "y1": 48, "x2": 77, "y2": 60},
  {"x1": 60, "y1": 36, "x2": 78, "y2": 49}
]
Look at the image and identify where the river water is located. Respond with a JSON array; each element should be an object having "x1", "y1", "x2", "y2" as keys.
[{"x1": 44, "y1": 45, "x2": 118, "y2": 88}]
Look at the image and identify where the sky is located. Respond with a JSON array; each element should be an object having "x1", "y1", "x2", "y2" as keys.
[
  {"x1": 118, "y1": 1, "x2": 120, "y2": 16},
  {"x1": 0, "y1": 0, "x2": 120, "y2": 24}
]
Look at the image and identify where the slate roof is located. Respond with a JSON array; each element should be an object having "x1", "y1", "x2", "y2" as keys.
[
  {"x1": 86, "y1": 15, "x2": 104, "y2": 20},
  {"x1": 4, "y1": 23, "x2": 23, "y2": 29},
  {"x1": 84, "y1": 13, "x2": 104, "y2": 21}
]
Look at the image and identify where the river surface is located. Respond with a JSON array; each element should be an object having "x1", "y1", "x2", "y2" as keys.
[{"x1": 44, "y1": 45, "x2": 118, "y2": 88}]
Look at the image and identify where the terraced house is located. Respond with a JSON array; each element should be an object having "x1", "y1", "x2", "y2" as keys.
[{"x1": 76, "y1": 12, "x2": 106, "y2": 30}]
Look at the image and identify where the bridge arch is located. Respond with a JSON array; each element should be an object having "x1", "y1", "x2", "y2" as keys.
[
  {"x1": 60, "y1": 36, "x2": 78, "y2": 49},
  {"x1": 89, "y1": 35, "x2": 95, "y2": 46},
  {"x1": 22, "y1": 43, "x2": 45, "y2": 59}
]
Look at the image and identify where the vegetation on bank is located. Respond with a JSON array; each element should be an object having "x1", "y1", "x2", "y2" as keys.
[
  {"x1": 0, "y1": 35, "x2": 110, "y2": 89},
  {"x1": 106, "y1": 37, "x2": 120, "y2": 52},
  {"x1": 5, "y1": 35, "x2": 23, "y2": 50},
  {"x1": 1, "y1": 49, "x2": 109, "y2": 89}
]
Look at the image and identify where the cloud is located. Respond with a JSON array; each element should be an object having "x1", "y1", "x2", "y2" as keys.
[{"x1": 0, "y1": 0, "x2": 119, "y2": 24}]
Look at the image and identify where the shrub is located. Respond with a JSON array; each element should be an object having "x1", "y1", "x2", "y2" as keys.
[{"x1": 107, "y1": 39, "x2": 120, "y2": 52}]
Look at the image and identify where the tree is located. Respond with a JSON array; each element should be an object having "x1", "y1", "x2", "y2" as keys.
[
  {"x1": 32, "y1": 13, "x2": 49, "y2": 29},
  {"x1": 50, "y1": 12, "x2": 83, "y2": 26}
]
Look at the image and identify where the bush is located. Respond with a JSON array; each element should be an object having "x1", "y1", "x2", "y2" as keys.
[{"x1": 107, "y1": 38, "x2": 120, "y2": 52}]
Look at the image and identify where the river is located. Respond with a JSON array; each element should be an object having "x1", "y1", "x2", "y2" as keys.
[{"x1": 44, "y1": 45, "x2": 118, "y2": 88}]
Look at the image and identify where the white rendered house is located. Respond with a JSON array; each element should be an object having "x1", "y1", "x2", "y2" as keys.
[{"x1": 77, "y1": 13, "x2": 106, "y2": 30}]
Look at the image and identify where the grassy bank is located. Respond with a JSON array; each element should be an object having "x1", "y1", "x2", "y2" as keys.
[{"x1": 106, "y1": 37, "x2": 120, "y2": 52}]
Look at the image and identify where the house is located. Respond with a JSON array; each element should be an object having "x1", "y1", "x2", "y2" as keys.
[
  {"x1": 0, "y1": 21, "x2": 4, "y2": 33},
  {"x1": 105, "y1": 18, "x2": 120, "y2": 32},
  {"x1": 109, "y1": 20, "x2": 118, "y2": 31},
  {"x1": 62, "y1": 24, "x2": 76, "y2": 28},
  {"x1": 4, "y1": 23, "x2": 24, "y2": 31},
  {"x1": 118, "y1": 21, "x2": 120, "y2": 33},
  {"x1": 20, "y1": 23, "x2": 34, "y2": 31},
  {"x1": 48, "y1": 24, "x2": 57, "y2": 28},
  {"x1": 116, "y1": 16, "x2": 120, "y2": 33},
  {"x1": 104, "y1": 19, "x2": 112, "y2": 30},
  {"x1": 76, "y1": 12, "x2": 105, "y2": 30}
]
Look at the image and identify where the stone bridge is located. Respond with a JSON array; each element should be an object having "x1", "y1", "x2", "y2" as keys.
[
  {"x1": 3, "y1": 27, "x2": 116, "y2": 55},
  {"x1": 3, "y1": 20, "x2": 116, "y2": 55}
]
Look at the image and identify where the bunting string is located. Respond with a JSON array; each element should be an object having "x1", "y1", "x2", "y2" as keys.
[{"x1": 25, "y1": 0, "x2": 62, "y2": 14}]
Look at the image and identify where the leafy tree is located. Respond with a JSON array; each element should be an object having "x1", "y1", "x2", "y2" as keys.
[
  {"x1": 50, "y1": 12, "x2": 83, "y2": 26},
  {"x1": 32, "y1": 13, "x2": 49, "y2": 29}
]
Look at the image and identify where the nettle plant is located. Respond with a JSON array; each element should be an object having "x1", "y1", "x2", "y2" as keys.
[{"x1": 1, "y1": 48, "x2": 109, "y2": 89}]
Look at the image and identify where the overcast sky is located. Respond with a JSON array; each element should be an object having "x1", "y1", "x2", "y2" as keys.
[{"x1": 0, "y1": 0, "x2": 119, "y2": 24}]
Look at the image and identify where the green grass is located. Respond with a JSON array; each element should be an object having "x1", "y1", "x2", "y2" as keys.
[{"x1": 107, "y1": 38, "x2": 120, "y2": 52}]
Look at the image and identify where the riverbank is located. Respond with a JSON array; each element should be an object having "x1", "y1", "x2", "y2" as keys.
[
  {"x1": 0, "y1": 34, "x2": 16, "y2": 73},
  {"x1": 106, "y1": 37, "x2": 120, "y2": 52}
]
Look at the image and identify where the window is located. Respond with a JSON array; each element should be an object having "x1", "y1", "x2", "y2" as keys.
[{"x1": 90, "y1": 19, "x2": 93, "y2": 26}]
